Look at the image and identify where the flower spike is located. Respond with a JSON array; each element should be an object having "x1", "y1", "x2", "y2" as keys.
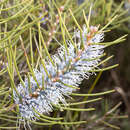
[{"x1": 13, "y1": 25, "x2": 104, "y2": 121}]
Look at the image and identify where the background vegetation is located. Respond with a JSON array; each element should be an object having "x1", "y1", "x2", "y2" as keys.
[{"x1": 0, "y1": 0, "x2": 130, "y2": 129}]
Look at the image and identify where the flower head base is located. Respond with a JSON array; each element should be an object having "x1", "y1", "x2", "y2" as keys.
[{"x1": 13, "y1": 25, "x2": 104, "y2": 121}]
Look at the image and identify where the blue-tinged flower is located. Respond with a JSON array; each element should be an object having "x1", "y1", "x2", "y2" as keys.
[
  {"x1": 13, "y1": 25, "x2": 104, "y2": 121},
  {"x1": 39, "y1": 13, "x2": 48, "y2": 25}
]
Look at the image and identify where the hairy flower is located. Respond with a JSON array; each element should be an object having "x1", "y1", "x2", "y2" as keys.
[{"x1": 13, "y1": 25, "x2": 104, "y2": 121}]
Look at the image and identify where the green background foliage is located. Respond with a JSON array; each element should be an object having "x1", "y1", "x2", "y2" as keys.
[{"x1": 0, "y1": 0, "x2": 130, "y2": 129}]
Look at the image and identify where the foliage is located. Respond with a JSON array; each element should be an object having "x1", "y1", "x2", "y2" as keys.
[{"x1": 0, "y1": 0, "x2": 129, "y2": 129}]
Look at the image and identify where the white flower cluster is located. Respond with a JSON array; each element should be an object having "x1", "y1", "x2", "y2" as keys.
[{"x1": 13, "y1": 25, "x2": 104, "y2": 120}]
